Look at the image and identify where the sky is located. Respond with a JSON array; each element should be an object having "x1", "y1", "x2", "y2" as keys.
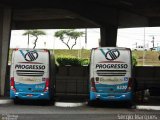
[
  {"x1": 10, "y1": 28, "x2": 100, "y2": 49},
  {"x1": 10, "y1": 27, "x2": 160, "y2": 49},
  {"x1": 117, "y1": 27, "x2": 160, "y2": 49}
]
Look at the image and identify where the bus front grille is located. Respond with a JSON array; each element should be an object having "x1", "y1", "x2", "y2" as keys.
[
  {"x1": 16, "y1": 70, "x2": 44, "y2": 76},
  {"x1": 96, "y1": 70, "x2": 127, "y2": 76}
]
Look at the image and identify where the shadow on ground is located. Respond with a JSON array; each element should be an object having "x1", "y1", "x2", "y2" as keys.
[
  {"x1": 13, "y1": 99, "x2": 55, "y2": 106},
  {"x1": 87, "y1": 101, "x2": 135, "y2": 109}
]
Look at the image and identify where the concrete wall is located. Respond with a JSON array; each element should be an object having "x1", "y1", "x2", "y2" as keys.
[
  {"x1": 0, "y1": 7, "x2": 12, "y2": 96},
  {"x1": 55, "y1": 66, "x2": 89, "y2": 95},
  {"x1": 133, "y1": 66, "x2": 160, "y2": 95}
]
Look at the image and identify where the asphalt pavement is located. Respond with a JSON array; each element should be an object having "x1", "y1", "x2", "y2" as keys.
[{"x1": 0, "y1": 96, "x2": 159, "y2": 120}]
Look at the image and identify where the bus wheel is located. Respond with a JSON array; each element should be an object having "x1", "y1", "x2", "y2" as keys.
[
  {"x1": 48, "y1": 99, "x2": 55, "y2": 105},
  {"x1": 126, "y1": 101, "x2": 136, "y2": 109},
  {"x1": 42, "y1": 100, "x2": 54, "y2": 106},
  {"x1": 14, "y1": 99, "x2": 20, "y2": 104},
  {"x1": 87, "y1": 100, "x2": 97, "y2": 106}
]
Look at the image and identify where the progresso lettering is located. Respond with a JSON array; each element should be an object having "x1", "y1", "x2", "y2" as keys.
[
  {"x1": 96, "y1": 64, "x2": 128, "y2": 69},
  {"x1": 15, "y1": 64, "x2": 45, "y2": 70}
]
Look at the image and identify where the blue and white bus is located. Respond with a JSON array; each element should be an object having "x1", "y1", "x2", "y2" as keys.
[
  {"x1": 10, "y1": 49, "x2": 55, "y2": 104},
  {"x1": 89, "y1": 47, "x2": 135, "y2": 105}
]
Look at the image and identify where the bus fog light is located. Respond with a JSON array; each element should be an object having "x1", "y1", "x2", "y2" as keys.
[
  {"x1": 96, "y1": 94, "x2": 100, "y2": 98},
  {"x1": 15, "y1": 93, "x2": 19, "y2": 95},
  {"x1": 128, "y1": 87, "x2": 131, "y2": 91},
  {"x1": 122, "y1": 95, "x2": 126, "y2": 97},
  {"x1": 41, "y1": 93, "x2": 44, "y2": 96}
]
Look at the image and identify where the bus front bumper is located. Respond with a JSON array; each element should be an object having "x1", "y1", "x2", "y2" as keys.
[
  {"x1": 10, "y1": 90, "x2": 50, "y2": 100},
  {"x1": 90, "y1": 91, "x2": 133, "y2": 101}
]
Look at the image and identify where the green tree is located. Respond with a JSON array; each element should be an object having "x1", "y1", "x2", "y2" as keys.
[
  {"x1": 132, "y1": 55, "x2": 138, "y2": 66},
  {"x1": 23, "y1": 30, "x2": 46, "y2": 49},
  {"x1": 54, "y1": 29, "x2": 84, "y2": 49}
]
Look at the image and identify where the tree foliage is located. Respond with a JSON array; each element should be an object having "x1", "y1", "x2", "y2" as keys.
[
  {"x1": 132, "y1": 55, "x2": 138, "y2": 66},
  {"x1": 23, "y1": 30, "x2": 46, "y2": 49},
  {"x1": 54, "y1": 29, "x2": 84, "y2": 49}
]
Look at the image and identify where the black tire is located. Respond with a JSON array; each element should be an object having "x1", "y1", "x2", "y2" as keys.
[
  {"x1": 87, "y1": 100, "x2": 97, "y2": 106},
  {"x1": 13, "y1": 99, "x2": 20, "y2": 104},
  {"x1": 126, "y1": 100, "x2": 136, "y2": 109},
  {"x1": 42, "y1": 99, "x2": 54, "y2": 106},
  {"x1": 48, "y1": 99, "x2": 55, "y2": 105}
]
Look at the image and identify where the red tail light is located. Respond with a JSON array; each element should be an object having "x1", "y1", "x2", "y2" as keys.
[
  {"x1": 44, "y1": 78, "x2": 49, "y2": 92},
  {"x1": 44, "y1": 49, "x2": 48, "y2": 52},
  {"x1": 10, "y1": 77, "x2": 16, "y2": 92},
  {"x1": 126, "y1": 78, "x2": 133, "y2": 92},
  {"x1": 92, "y1": 48, "x2": 98, "y2": 50},
  {"x1": 13, "y1": 48, "x2": 19, "y2": 51},
  {"x1": 90, "y1": 78, "x2": 97, "y2": 92}
]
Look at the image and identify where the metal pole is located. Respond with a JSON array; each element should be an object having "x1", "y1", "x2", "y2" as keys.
[
  {"x1": 143, "y1": 27, "x2": 145, "y2": 66},
  {"x1": 27, "y1": 33, "x2": 29, "y2": 48},
  {"x1": 152, "y1": 36, "x2": 155, "y2": 48},
  {"x1": 85, "y1": 28, "x2": 87, "y2": 49}
]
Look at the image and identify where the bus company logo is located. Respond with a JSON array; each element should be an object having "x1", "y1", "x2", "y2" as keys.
[
  {"x1": 100, "y1": 49, "x2": 120, "y2": 60},
  {"x1": 20, "y1": 50, "x2": 38, "y2": 62},
  {"x1": 105, "y1": 49, "x2": 120, "y2": 60}
]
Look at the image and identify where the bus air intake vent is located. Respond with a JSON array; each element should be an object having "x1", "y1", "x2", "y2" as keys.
[
  {"x1": 16, "y1": 70, "x2": 44, "y2": 76},
  {"x1": 96, "y1": 70, "x2": 127, "y2": 76}
]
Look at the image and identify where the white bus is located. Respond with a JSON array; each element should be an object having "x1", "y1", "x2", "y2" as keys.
[
  {"x1": 89, "y1": 47, "x2": 135, "y2": 105},
  {"x1": 10, "y1": 49, "x2": 55, "y2": 103}
]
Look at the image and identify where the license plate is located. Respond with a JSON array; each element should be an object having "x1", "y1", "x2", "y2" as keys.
[
  {"x1": 27, "y1": 94, "x2": 33, "y2": 97},
  {"x1": 108, "y1": 96, "x2": 115, "y2": 99}
]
